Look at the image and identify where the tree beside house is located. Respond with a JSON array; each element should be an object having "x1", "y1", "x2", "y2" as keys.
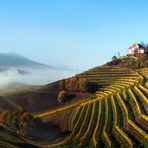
[{"x1": 128, "y1": 43, "x2": 145, "y2": 56}]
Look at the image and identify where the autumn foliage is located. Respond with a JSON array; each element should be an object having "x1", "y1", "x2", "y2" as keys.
[
  {"x1": 60, "y1": 76, "x2": 101, "y2": 93},
  {"x1": 3, "y1": 110, "x2": 38, "y2": 136},
  {"x1": 60, "y1": 77, "x2": 87, "y2": 92}
]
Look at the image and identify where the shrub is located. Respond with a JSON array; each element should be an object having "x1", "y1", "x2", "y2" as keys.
[
  {"x1": 84, "y1": 81, "x2": 100, "y2": 93},
  {"x1": 58, "y1": 90, "x2": 67, "y2": 103},
  {"x1": 90, "y1": 93, "x2": 97, "y2": 99},
  {"x1": 129, "y1": 54, "x2": 148, "y2": 68},
  {"x1": 3, "y1": 110, "x2": 38, "y2": 136}
]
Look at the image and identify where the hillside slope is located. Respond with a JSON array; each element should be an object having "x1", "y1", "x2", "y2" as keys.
[
  {"x1": 0, "y1": 53, "x2": 50, "y2": 69},
  {"x1": 34, "y1": 65, "x2": 148, "y2": 147},
  {"x1": 0, "y1": 60, "x2": 147, "y2": 147},
  {"x1": 0, "y1": 125, "x2": 38, "y2": 148},
  {"x1": 62, "y1": 67, "x2": 148, "y2": 147}
]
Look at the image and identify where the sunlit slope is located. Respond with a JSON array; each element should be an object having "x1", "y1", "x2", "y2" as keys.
[
  {"x1": 58, "y1": 67, "x2": 148, "y2": 147},
  {"x1": 35, "y1": 66, "x2": 143, "y2": 117}
]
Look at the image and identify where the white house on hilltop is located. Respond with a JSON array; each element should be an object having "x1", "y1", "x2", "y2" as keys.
[{"x1": 128, "y1": 43, "x2": 145, "y2": 55}]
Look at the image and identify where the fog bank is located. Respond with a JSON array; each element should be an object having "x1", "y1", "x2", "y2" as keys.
[{"x1": 0, "y1": 67, "x2": 76, "y2": 89}]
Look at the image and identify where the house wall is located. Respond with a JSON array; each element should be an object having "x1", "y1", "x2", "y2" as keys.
[
  {"x1": 138, "y1": 49, "x2": 144, "y2": 54},
  {"x1": 128, "y1": 48, "x2": 137, "y2": 55},
  {"x1": 128, "y1": 44, "x2": 145, "y2": 55}
]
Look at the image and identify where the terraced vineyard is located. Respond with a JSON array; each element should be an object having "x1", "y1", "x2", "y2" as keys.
[{"x1": 58, "y1": 66, "x2": 148, "y2": 147}]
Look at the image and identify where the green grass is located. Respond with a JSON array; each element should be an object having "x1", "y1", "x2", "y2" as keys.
[
  {"x1": 73, "y1": 103, "x2": 93, "y2": 147},
  {"x1": 81, "y1": 101, "x2": 99, "y2": 147},
  {"x1": 70, "y1": 107, "x2": 82, "y2": 131},
  {"x1": 95, "y1": 100, "x2": 105, "y2": 148},
  {"x1": 106, "y1": 98, "x2": 120, "y2": 148},
  {"x1": 131, "y1": 86, "x2": 147, "y2": 115},
  {"x1": 121, "y1": 90, "x2": 134, "y2": 120},
  {"x1": 66, "y1": 105, "x2": 88, "y2": 146},
  {"x1": 54, "y1": 67, "x2": 148, "y2": 147},
  {"x1": 113, "y1": 96, "x2": 123, "y2": 128}
]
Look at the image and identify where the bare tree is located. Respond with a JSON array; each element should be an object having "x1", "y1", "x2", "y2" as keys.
[{"x1": 139, "y1": 41, "x2": 148, "y2": 53}]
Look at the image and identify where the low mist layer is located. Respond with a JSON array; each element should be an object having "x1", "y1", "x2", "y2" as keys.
[{"x1": 0, "y1": 67, "x2": 76, "y2": 89}]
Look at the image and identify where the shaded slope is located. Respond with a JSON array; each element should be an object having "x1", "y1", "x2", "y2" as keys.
[{"x1": 0, "y1": 125, "x2": 38, "y2": 148}]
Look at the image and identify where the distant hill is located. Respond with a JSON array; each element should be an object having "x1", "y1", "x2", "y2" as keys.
[{"x1": 0, "y1": 52, "x2": 51, "y2": 69}]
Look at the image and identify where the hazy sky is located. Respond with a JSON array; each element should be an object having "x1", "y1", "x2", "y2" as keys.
[{"x1": 0, "y1": 0, "x2": 148, "y2": 70}]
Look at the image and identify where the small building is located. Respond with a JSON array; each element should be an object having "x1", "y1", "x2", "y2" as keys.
[
  {"x1": 112, "y1": 56, "x2": 117, "y2": 61},
  {"x1": 128, "y1": 43, "x2": 145, "y2": 55}
]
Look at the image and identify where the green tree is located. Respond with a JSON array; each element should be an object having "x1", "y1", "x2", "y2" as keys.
[{"x1": 4, "y1": 110, "x2": 36, "y2": 136}]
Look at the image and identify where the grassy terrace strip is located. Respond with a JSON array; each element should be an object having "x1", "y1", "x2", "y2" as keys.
[
  {"x1": 106, "y1": 97, "x2": 119, "y2": 147},
  {"x1": 110, "y1": 95, "x2": 133, "y2": 147},
  {"x1": 80, "y1": 69, "x2": 134, "y2": 73},
  {"x1": 113, "y1": 82, "x2": 130, "y2": 88},
  {"x1": 113, "y1": 92, "x2": 140, "y2": 146},
  {"x1": 85, "y1": 77, "x2": 140, "y2": 81},
  {"x1": 107, "y1": 86, "x2": 122, "y2": 92},
  {"x1": 128, "y1": 120, "x2": 148, "y2": 142},
  {"x1": 93, "y1": 100, "x2": 105, "y2": 148},
  {"x1": 114, "y1": 80, "x2": 134, "y2": 85},
  {"x1": 80, "y1": 102, "x2": 95, "y2": 146},
  {"x1": 69, "y1": 106, "x2": 82, "y2": 131},
  {"x1": 94, "y1": 99, "x2": 105, "y2": 148},
  {"x1": 129, "y1": 87, "x2": 148, "y2": 119},
  {"x1": 128, "y1": 88, "x2": 148, "y2": 131},
  {"x1": 134, "y1": 85, "x2": 148, "y2": 114},
  {"x1": 121, "y1": 90, "x2": 134, "y2": 120},
  {"x1": 123, "y1": 90, "x2": 127, "y2": 100},
  {"x1": 90, "y1": 79, "x2": 135, "y2": 83},
  {"x1": 78, "y1": 75, "x2": 140, "y2": 79},
  {"x1": 71, "y1": 103, "x2": 92, "y2": 147},
  {"x1": 105, "y1": 88, "x2": 116, "y2": 94},
  {"x1": 138, "y1": 83, "x2": 148, "y2": 96},
  {"x1": 113, "y1": 95, "x2": 123, "y2": 128},
  {"x1": 116, "y1": 92, "x2": 148, "y2": 143},
  {"x1": 96, "y1": 94, "x2": 105, "y2": 98},
  {"x1": 92, "y1": 100, "x2": 101, "y2": 147},
  {"x1": 81, "y1": 68, "x2": 132, "y2": 73},
  {"x1": 96, "y1": 91, "x2": 109, "y2": 97},
  {"x1": 102, "y1": 98, "x2": 112, "y2": 147},
  {"x1": 128, "y1": 87, "x2": 144, "y2": 115},
  {"x1": 110, "y1": 96, "x2": 117, "y2": 127},
  {"x1": 105, "y1": 85, "x2": 126, "y2": 91},
  {"x1": 64, "y1": 105, "x2": 88, "y2": 145},
  {"x1": 116, "y1": 92, "x2": 131, "y2": 126},
  {"x1": 110, "y1": 84, "x2": 127, "y2": 89},
  {"x1": 81, "y1": 101, "x2": 99, "y2": 146},
  {"x1": 104, "y1": 90, "x2": 112, "y2": 95}
]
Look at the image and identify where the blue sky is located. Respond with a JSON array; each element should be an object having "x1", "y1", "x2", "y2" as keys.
[{"x1": 0, "y1": 0, "x2": 148, "y2": 70}]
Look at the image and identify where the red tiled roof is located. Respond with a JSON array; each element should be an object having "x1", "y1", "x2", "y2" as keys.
[{"x1": 128, "y1": 44, "x2": 138, "y2": 49}]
